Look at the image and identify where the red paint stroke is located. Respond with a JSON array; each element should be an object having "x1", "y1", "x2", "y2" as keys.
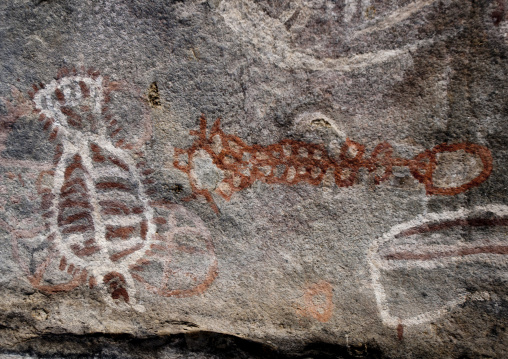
[
  {"x1": 383, "y1": 212, "x2": 508, "y2": 261},
  {"x1": 129, "y1": 201, "x2": 218, "y2": 298},
  {"x1": 24, "y1": 67, "x2": 152, "y2": 151},
  {"x1": 397, "y1": 323, "x2": 404, "y2": 341},
  {"x1": 6, "y1": 68, "x2": 218, "y2": 304},
  {"x1": 396, "y1": 217, "x2": 508, "y2": 238},
  {"x1": 174, "y1": 116, "x2": 493, "y2": 212},
  {"x1": 384, "y1": 245, "x2": 508, "y2": 261},
  {"x1": 103, "y1": 271, "x2": 130, "y2": 303},
  {"x1": 296, "y1": 280, "x2": 334, "y2": 323}
]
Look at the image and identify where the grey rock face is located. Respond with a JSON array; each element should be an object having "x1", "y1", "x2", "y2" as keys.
[{"x1": 0, "y1": 0, "x2": 507, "y2": 358}]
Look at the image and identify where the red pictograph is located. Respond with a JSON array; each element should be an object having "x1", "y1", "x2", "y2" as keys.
[
  {"x1": 174, "y1": 116, "x2": 493, "y2": 212},
  {"x1": 2, "y1": 68, "x2": 217, "y2": 306}
]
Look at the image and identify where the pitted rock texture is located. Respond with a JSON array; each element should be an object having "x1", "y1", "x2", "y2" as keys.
[{"x1": 0, "y1": 0, "x2": 507, "y2": 358}]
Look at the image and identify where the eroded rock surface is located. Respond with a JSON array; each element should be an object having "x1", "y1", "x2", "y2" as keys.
[{"x1": 0, "y1": 0, "x2": 507, "y2": 358}]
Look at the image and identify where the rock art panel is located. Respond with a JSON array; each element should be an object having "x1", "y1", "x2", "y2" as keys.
[
  {"x1": 369, "y1": 204, "x2": 508, "y2": 332},
  {"x1": 2, "y1": 69, "x2": 218, "y2": 307},
  {"x1": 1, "y1": 0, "x2": 507, "y2": 356},
  {"x1": 174, "y1": 116, "x2": 493, "y2": 212}
]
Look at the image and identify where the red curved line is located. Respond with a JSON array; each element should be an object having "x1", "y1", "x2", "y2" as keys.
[
  {"x1": 383, "y1": 245, "x2": 508, "y2": 261},
  {"x1": 131, "y1": 259, "x2": 219, "y2": 298},
  {"x1": 30, "y1": 269, "x2": 88, "y2": 293},
  {"x1": 396, "y1": 216, "x2": 508, "y2": 238}
]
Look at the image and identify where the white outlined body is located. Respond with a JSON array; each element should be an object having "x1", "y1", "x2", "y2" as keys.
[
  {"x1": 368, "y1": 204, "x2": 508, "y2": 328},
  {"x1": 8, "y1": 73, "x2": 218, "y2": 308}
]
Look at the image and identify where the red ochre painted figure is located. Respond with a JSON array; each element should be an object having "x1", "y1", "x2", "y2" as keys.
[
  {"x1": 2, "y1": 68, "x2": 217, "y2": 307},
  {"x1": 0, "y1": 67, "x2": 494, "y2": 310},
  {"x1": 174, "y1": 116, "x2": 493, "y2": 212}
]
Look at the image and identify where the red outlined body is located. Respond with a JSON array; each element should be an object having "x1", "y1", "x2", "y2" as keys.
[{"x1": 174, "y1": 116, "x2": 493, "y2": 212}]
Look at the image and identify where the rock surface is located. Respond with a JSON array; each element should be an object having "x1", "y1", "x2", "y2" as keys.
[{"x1": 0, "y1": 0, "x2": 507, "y2": 358}]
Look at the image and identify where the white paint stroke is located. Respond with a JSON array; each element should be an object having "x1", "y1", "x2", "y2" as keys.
[
  {"x1": 344, "y1": 0, "x2": 358, "y2": 24},
  {"x1": 368, "y1": 204, "x2": 508, "y2": 328},
  {"x1": 217, "y1": 0, "x2": 448, "y2": 72},
  {"x1": 352, "y1": 0, "x2": 438, "y2": 38}
]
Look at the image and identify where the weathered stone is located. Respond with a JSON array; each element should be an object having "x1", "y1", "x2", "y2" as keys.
[{"x1": 0, "y1": 0, "x2": 507, "y2": 358}]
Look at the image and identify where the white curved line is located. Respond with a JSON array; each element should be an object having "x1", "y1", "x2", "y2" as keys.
[{"x1": 368, "y1": 204, "x2": 508, "y2": 328}]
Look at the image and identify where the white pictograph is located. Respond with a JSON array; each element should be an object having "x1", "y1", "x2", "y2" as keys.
[
  {"x1": 8, "y1": 70, "x2": 217, "y2": 308},
  {"x1": 368, "y1": 204, "x2": 508, "y2": 329}
]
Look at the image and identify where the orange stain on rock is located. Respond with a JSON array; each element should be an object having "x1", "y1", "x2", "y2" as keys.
[{"x1": 296, "y1": 280, "x2": 334, "y2": 323}]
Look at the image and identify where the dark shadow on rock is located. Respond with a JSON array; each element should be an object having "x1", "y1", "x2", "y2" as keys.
[{"x1": 1, "y1": 331, "x2": 388, "y2": 359}]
